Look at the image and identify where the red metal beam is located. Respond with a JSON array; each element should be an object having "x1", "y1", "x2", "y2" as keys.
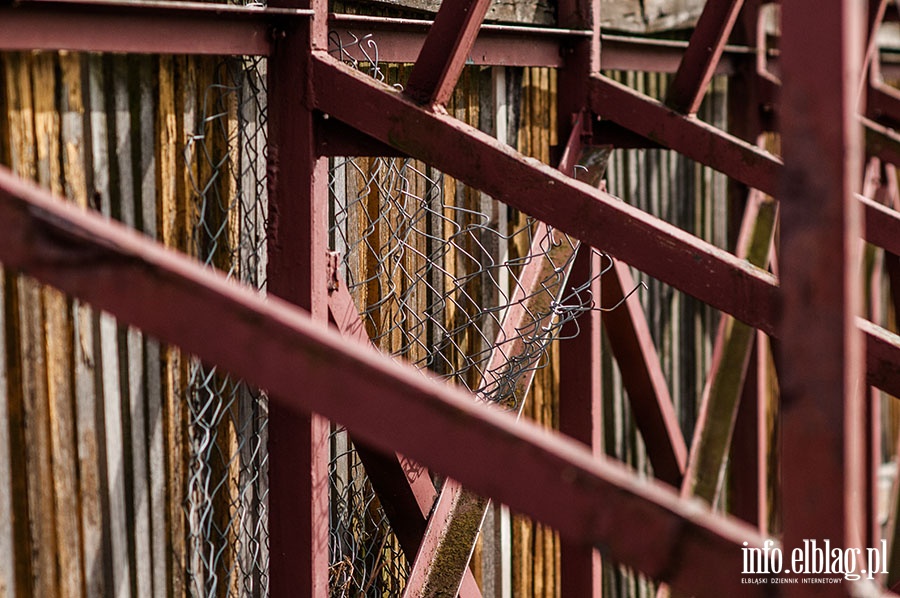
[
  {"x1": 312, "y1": 54, "x2": 780, "y2": 336},
  {"x1": 863, "y1": 318, "x2": 900, "y2": 399},
  {"x1": 325, "y1": 17, "x2": 759, "y2": 71},
  {"x1": 0, "y1": 166, "x2": 773, "y2": 598},
  {"x1": 861, "y1": 192, "x2": 900, "y2": 256},
  {"x1": 723, "y1": 1, "x2": 768, "y2": 533},
  {"x1": 867, "y1": 83, "x2": 900, "y2": 129},
  {"x1": 666, "y1": 0, "x2": 745, "y2": 115},
  {"x1": 0, "y1": 3, "x2": 761, "y2": 72},
  {"x1": 779, "y1": 4, "x2": 866, "y2": 596},
  {"x1": 599, "y1": 34, "x2": 748, "y2": 74},
  {"x1": 315, "y1": 115, "x2": 408, "y2": 158},
  {"x1": 601, "y1": 261, "x2": 687, "y2": 487},
  {"x1": 589, "y1": 73, "x2": 781, "y2": 197},
  {"x1": 402, "y1": 483, "x2": 487, "y2": 598},
  {"x1": 864, "y1": 115, "x2": 900, "y2": 166},
  {"x1": 266, "y1": 0, "x2": 329, "y2": 593},
  {"x1": 403, "y1": 0, "x2": 493, "y2": 105},
  {"x1": 590, "y1": 73, "x2": 900, "y2": 265},
  {"x1": 0, "y1": 0, "x2": 306, "y2": 55},
  {"x1": 328, "y1": 14, "x2": 592, "y2": 68},
  {"x1": 326, "y1": 18, "x2": 566, "y2": 67},
  {"x1": 403, "y1": 124, "x2": 591, "y2": 596},
  {"x1": 325, "y1": 280, "x2": 483, "y2": 598},
  {"x1": 558, "y1": 249, "x2": 604, "y2": 597}
]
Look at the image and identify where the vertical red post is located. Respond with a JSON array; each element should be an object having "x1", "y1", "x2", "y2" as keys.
[
  {"x1": 266, "y1": 0, "x2": 330, "y2": 594},
  {"x1": 558, "y1": 248, "x2": 603, "y2": 596},
  {"x1": 555, "y1": 0, "x2": 599, "y2": 152},
  {"x1": 779, "y1": 2, "x2": 865, "y2": 595}
]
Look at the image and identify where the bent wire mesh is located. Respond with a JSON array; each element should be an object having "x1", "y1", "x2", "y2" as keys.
[{"x1": 325, "y1": 33, "x2": 621, "y2": 596}]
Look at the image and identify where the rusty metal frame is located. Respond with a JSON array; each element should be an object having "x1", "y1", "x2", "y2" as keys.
[
  {"x1": 0, "y1": 166, "x2": 773, "y2": 597},
  {"x1": 4, "y1": 0, "x2": 900, "y2": 596}
]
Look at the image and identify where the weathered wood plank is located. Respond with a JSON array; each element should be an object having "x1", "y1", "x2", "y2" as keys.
[
  {"x1": 35, "y1": 50, "x2": 86, "y2": 598},
  {"x1": 9, "y1": 51, "x2": 61, "y2": 598},
  {"x1": 158, "y1": 53, "x2": 187, "y2": 598},
  {"x1": 0, "y1": 53, "x2": 17, "y2": 598},
  {"x1": 2, "y1": 54, "x2": 34, "y2": 598},
  {"x1": 88, "y1": 51, "x2": 132, "y2": 598},
  {"x1": 112, "y1": 53, "x2": 154, "y2": 598},
  {"x1": 0, "y1": 267, "x2": 13, "y2": 597},
  {"x1": 138, "y1": 53, "x2": 167, "y2": 598}
]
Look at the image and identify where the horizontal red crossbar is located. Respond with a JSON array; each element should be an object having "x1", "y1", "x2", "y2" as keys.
[{"x1": 0, "y1": 0, "x2": 299, "y2": 55}]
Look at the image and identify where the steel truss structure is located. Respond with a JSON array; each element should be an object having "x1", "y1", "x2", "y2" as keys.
[{"x1": 3, "y1": 0, "x2": 900, "y2": 596}]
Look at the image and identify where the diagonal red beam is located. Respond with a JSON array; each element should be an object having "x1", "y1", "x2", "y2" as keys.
[
  {"x1": 861, "y1": 192, "x2": 900, "y2": 256},
  {"x1": 402, "y1": 226, "x2": 574, "y2": 598},
  {"x1": 863, "y1": 318, "x2": 900, "y2": 399},
  {"x1": 863, "y1": 0, "x2": 890, "y2": 90},
  {"x1": 326, "y1": 281, "x2": 483, "y2": 598},
  {"x1": 0, "y1": 166, "x2": 773, "y2": 598},
  {"x1": 602, "y1": 261, "x2": 687, "y2": 486},
  {"x1": 864, "y1": 115, "x2": 900, "y2": 166},
  {"x1": 590, "y1": 73, "x2": 900, "y2": 259},
  {"x1": 404, "y1": 123, "x2": 594, "y2": 597},
  {"x1": 402, "y1": 0, "x2": 493, "y2": 106},
  {"x1": 312, "y1": 54, "x2": 780, "y2": 335},
  {"x1": 666, "y1": 0, "x2": 745, "y2": 115},
  {"x1": 867, "y1": 83, "x2": 900, "y2": 129},
  {"x1": 590, "y1": 73, "x2": 781, "y2": 197}
]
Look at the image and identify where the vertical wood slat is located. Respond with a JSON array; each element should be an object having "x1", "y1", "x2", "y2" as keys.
[
  {"x1": 2, "y1": 49, "x2": 267, "y2": 598},
  {"x1": 508, "y1": 65, "x2": 561, "y2": 598},
  {"x1": 9, "y1": 52, "x2": 61, "y2": 598},
  {"x1": 138, "y1": 53, "x2": 169, "y2": 598},
  {"x1": 0, "y1": 266, "x2": 11, "y2": 598},
  {"x1": 111, "y1": 53, "x2": 155, "y2": 598},
  {"x1": 60, "y1": 48, "x2": 112, "y2": 598},
  {"x1": 4, "y1": 55, "x2": 57, "y2": 594},
  {"x1": 0, "y1": 60, "x2": 13, "y2": 595},
  {"x1": 35, "y1": 50, "x2": 86, "y2": 598},
  {"x1": 158, "y1": 53, "x2": 188, "y2": 598},
  {"x1": 87, "y1": 51, "x2": 133, "y2": 598},
  {"x1": 0, "y1": 76, "x2": 10, "y2": 587}
]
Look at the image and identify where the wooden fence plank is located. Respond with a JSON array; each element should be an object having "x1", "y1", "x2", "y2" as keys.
[
  {"x1": 0, "y1": 53, "x2": 17, "y2": 598},
  {"x1": 112, "y1": 53, "x2": 155, "y2": 598},
  {"x1": 0, "y1": 266, "x2": 11, "y2": 598},
  {"x1": 88, "y1": 51, "x2": 132, "y2": 598},
  {"x1": 9, "y1": 52, "x2": 61, "y2": 598},
  {"x1": 4, "y1": 54, "x2": 39, "y2": 598},
  {"x1": 34, "y1": 50, "x2": 86, "y2": 598},
  {"x1": 60, "y1": 50, "x2": 114, "y2": 598},
  {"x1": 159, "y1": 53, "x2": 188, "y2": 598},
  {"x1": 139, "y1": 54, "x2": 168, "y2": 598}
]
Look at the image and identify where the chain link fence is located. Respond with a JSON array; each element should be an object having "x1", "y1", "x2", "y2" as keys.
[
  {"x1": 325, "y1": 34, "x2": 611, "y2": 597},
  {"x1": 175, "y1": 29, "x2": 616, "y2": 598},
  {"x1": 183, "y1": 54, "x2": 270, "y2": 597}
]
